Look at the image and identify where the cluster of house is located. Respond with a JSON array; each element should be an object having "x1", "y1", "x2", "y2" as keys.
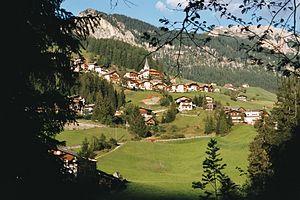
[
  {"x1": 73, "y1": 59, "x2": 121, "y2": 84},
  {"x1": 224, "y1": 106, "x2": 269, "y2": 125},
  {"x1": 223, "y1": 83, "x2": 250, "y2": 91},
  {"x1": 73, "y1": 58, "x2": 218, "y2": 93}
]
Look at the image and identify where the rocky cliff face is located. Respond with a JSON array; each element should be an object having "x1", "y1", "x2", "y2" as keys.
[
  {"x1": 209, "y1": 25, "x2": 299, "y2": 54},
  {"x1": 79, "y1": 9, "x2": 139, "y2": 47}
]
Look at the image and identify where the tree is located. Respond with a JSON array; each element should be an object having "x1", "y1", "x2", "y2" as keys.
[
  {"x1": 78, "y1": 138, "x2": 96, "y2": 159},
  {"x1": 247, "y1": 75, "x2": 300, "y2": 200},
  {"x1": 215, "y1": 109, "x2": 232, "y2": 135},
  {"x1": 92, "y1": 92, "x2": 114, "y2": 125},
  {"x1": 3, "y1": 1, "x2": 100, "y2": 199},
  {"x1": 161, "y1": 102, "x2": 177, "y2": 123},
  {"x1": 192, "y1": 139, "x2": 240, "y2": 200},
  {"x1": 126, "y1": 105, "x2": 149, "y2": 137},
  {"x1": 205, "y1": 115, "x2": 215, "y2": 134}
]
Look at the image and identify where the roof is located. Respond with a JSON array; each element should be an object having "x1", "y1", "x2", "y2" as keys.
[{"x1": 175, "y1": 96, "x2": 192, "y2": 101}]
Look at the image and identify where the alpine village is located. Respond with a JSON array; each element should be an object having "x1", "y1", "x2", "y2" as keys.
[{"x1": 7, "y1": 3, "x2": 300, "y2": 200}]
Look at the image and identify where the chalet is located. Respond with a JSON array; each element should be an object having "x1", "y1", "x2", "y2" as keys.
[
  {"x1": 103, "y1": 71, "x2": 120, "y2": 83},
  {"x1": 200, "y1": 84, "x2": 214, "y2": 92},
  {"x1": 244, "y1": 110, "x2": 262, "y2": 125},
  {"x1": 168, "y1": 84, "x2": 177, "y2": 93},
  {"x1": 224, "y1": 106, "x2": 246, "y2": 113},
  {"x1": 143, "y1": 81, "x2": 153, "y2": 90},
  {"x1": 204, "y1": 96, "x2": 214, "y2": 111},
  {"x1": 175, "y1": 96, "x2": 192, "y2": 104},
  {"x1": 126, "y1": 79, "x2": 140, "y2": 90},
  {"x1": 175, "y1": 96, "x2": 193, "y2": 111},
  {"x1": 124, "y1": 71, "x2": 139, "y2": 80},
  {"x1": 150, "y1": 79, "x2": 163, "y2": 85},
  {"x1": 227, "y1": 110, "x2": 245, "y2": 123},
  {"x1": 186, "y1": 83, "x2": 200, "y2": 92},
  {"x1": 236, "y1": 95, "x2": 248, "y2": 102},
  {"x1": 224, "y1": 83, "x2": 237, "y2": 91},
  {"x1": 152, "y1": 83, "x2": 167, "y2": 91},
  {"x1": 176, "y1": 84, "x2": 187, "y2": 93}
]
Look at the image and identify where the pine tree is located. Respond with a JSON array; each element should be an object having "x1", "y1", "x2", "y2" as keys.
[
  {"x1": 216, "y1": 109, "x2": 232, "y2": 135},
  {"x1": 205, "y1": 115, "x2": 215, "y2": 134},
  {"x1": 247, "y1": 75, "x2": 300, "y2": 200},
  {"x1": 192, "y1": 139, "x2": 239, "y2": 200},
  {"x1": 78, "y1": 138, "x2": 96, "y2": 159},
  {"x1": 92, "y1": 93, "x2": 114, "y2": 125},
  {"x1": 127, "y1": 106, "x2": 149, "y2": 137}
]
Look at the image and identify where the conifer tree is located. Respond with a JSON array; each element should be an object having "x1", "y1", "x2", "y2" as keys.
[
  {"x1": 192, "y1": 139, "x2": 239, "y2": 200},
  {"x1": 205, "y1": 115, "x2": 215, "y2": 134},
  {"x1": 127, "y1": 106, "x2": 149, "y2": 137},
  {"x1": 78, "y1": 138, "x2": 96, "y2": 159}
]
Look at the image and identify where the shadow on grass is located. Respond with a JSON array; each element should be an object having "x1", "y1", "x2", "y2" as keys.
[{"x1": 100, "y1": 182, "x2": 199, "y2": 200}]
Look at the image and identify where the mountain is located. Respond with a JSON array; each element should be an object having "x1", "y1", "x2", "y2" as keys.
[
  {"x1": 78, "y1": 8, "x2": 297, "y2": 91},
  {"x1": 79, "y1": 8, "x2": 158, "y2": 48}
]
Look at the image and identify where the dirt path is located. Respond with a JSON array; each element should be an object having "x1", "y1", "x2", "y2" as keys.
[{"x1": 64, "y1": 122, "x2": 106, "y2": 130}]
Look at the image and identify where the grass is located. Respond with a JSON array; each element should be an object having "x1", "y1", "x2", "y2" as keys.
[
  {"x1": 56, "y1": 126, "x2": 133, "y2": 147},
  {"x1": 158, "y1": 109, "x2": 209, "y2": 137},
  {"x1": 97, "y1": 124, "x2": 257, "y2": 200},
  {"x1": 125, "y1": 89, "x2": 164, "y2": 110}
]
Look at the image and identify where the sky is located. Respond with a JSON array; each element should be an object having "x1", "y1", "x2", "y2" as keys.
[
  {"x1": 62, "y1": 0, "x2": 300, "y2": 31},
  {"x1": 61, "y1": 0, "x2": 229, "y2": 27}
]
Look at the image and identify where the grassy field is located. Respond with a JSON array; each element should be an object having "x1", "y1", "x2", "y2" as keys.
[
  {"x1": 56, "y1": 126, "x2": 132, "y2": 147},
  {"x1": 157, "y1": 109, "x2": 210, "y2": 137},
  {"x1": 97, "y1": 124, "x2": 257, "y2": 200}
]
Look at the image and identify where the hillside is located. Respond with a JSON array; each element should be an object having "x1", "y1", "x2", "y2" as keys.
[
  {"x1": 96, "y1": 124, "x2": 257, "y2": 200},
  {"x1": 78, "y1": 9, "x2": 284, "y2": 91}
]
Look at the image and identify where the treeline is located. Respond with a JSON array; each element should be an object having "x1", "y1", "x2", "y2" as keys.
[
  {"x1": 181, "y1": 64, "x2": 278, "y2": 92},
  {"x1": 82, "y1": 38, "x2": 162, "y2": 71},
  {"x1": 70, "y1": 72, "x2": 126, "y2": 124}
]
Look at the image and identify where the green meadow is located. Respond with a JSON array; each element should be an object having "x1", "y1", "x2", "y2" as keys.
[
  {"x1": 56, "y1": 126, "x2": 132, "y2": 147},
  {"x1": 96, "y1": 124, "x2": 257, "y2": 200}
]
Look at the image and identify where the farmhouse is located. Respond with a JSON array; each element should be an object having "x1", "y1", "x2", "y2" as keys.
[
  {"x1": 186, "y1": 83, "x2": 200, "y2": 92},
  {"x1": 103, "y1": 71, "x2": 120, "y2": 84},
  {"x1": 227, "y1": 109, "x2": 245, "y2": 123},
  {"x1": 200, "y1": 84, "x2": 214, "y2": 92},
  {"x1": 175, "y1": 96, "x2": 193, "y2": 111},
  {"x1": 124, "y1": 71, "x2": 139, "y2": 80},
  {"x1": 176, "y1": 84, "x2": 187, "y2": 93},
  {"x1": 244, "y1": 110, "x2": 262, "y2": 125},
  {"x1": 204, "y1": 96, "x2": 214, "y2": 111},
  {"x1": 153, "y1": 83, "x2": 167, "y2": 91},
  {"x1": 224, "y1": 83, "x2": 237, "y2": 91}
]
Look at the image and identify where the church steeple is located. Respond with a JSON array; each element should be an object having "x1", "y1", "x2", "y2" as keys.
[{"x1": 144, "y1": 58, "x2": 150, "y2": 70}]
